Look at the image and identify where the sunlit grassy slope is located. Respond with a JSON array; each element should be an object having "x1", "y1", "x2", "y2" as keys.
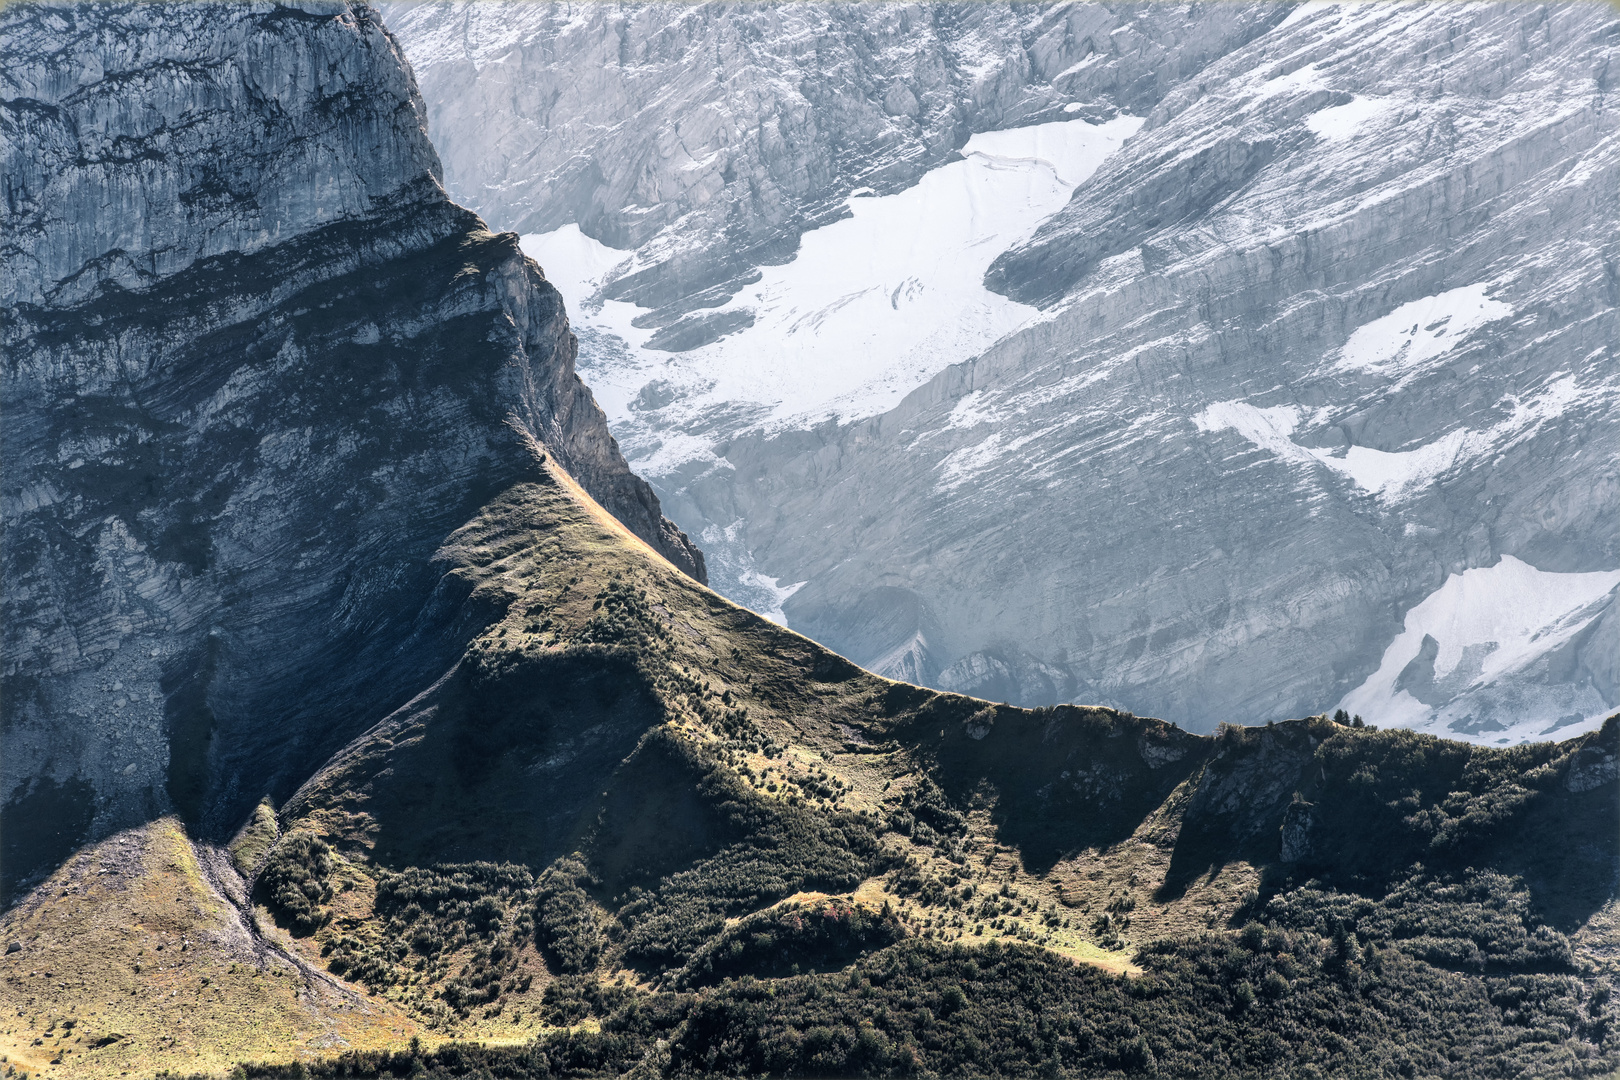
[
  {"x1": 2, "y1": 458, "x2": 1615, "y2": 1078},
  {"x1": 0, "y1": 818, "x2": 417, "y2": 1077}
]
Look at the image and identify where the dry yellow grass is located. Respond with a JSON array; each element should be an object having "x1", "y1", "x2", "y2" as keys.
[
  {"x1": 0, "y1": 818, "x2": 419, "y2": 1078},
  {"x1": 0, "y1": 460, "x2": 1274, "y2": 1073}
]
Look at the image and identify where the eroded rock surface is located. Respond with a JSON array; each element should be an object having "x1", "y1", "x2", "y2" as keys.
[
  {"x1": 720, "y1": 3, "x2": 1620, "y2": 738},
  {"x1": 0, "y1": 0, "x2": 701, "y2": 902},
  {"x1": 381, "y1": 1, "x2": 1286, "y2": 329},
  {"x1": 391, "y1": 2, "x2": 1620, "y2": 738}
]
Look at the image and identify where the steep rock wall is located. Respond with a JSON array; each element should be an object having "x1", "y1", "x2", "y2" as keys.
[
  {"x1": 381, "y1": 1, "x2": 1288, "y2": 332},
  {"x1": 384, "y1": 2, "x2": 1619, "y2": 739},
  {"x1": 0, "y1": 0, "x2": 701, "y2": 902},
  {"x1": 679, "y1": 3, "x2": 1620, "y2": 736}
]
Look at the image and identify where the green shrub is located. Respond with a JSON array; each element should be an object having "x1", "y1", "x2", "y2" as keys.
[
  {"x1": 540, "y1": 974, "x2": 632, "y2": 1026},
  {"x1": 617, "y1": 807, "x2": 883, "y2": 972},
  {"x1": 1264, "y1": 868, "x2": 1574, "y2": 974},
  {"x1": 679, "y1": 899, "x2": 906, "y2": 987},
  {"x1": 260, "y1": 833, "x2": 335, "y2": 936},
  {"x1": 336, "y1": 862, "x2": 540, "y2": 1014},
  {"x1": 534, "y1": 856, "x2": 601, "y2": 974},
  {"x1": 573, "y1": 583, "x2": 670, "y2": 649}
]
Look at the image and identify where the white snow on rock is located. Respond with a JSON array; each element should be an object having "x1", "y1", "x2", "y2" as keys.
[
  {"x1": 737, "y1": 571, "x2": 807, "y2": 626},
  {"x1": 1305, "y1": 95, "x2": 1394, "y2": 141},
  {"x1": 945, "y1": 390, "x2": 997, "y2": 430},
  {"x1": 521, "y1": 114, "x2": 1144, "y2": 476},
  {"x1": 696, "y1": 519, "x2": 805, "y2": 626},
  {"x1": 1335, "y1": 556, "x2": 1620, "y2": 744},
  {"x1": 1193, "y1": 401, "x2": 1312, "y2": 463},
  {"x1": 1251, "y1": 62, "x2": 1325, "y2": 99},
  {"x1": 1335, "y1": 283, "x2": 1514, "y2": 379},
  {"x1": 522, "y1": 224, "x2": 631, "y2": 316},
  {"x1": 1311, "y1": 431, "x2": 1471, "y2": 496},
  {"x1": 1193, "y1": 374, "x2": 1591, "y2": 501}
]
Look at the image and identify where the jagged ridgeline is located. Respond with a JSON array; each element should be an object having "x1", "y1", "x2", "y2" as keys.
[{"x1": 0, "y1": 3, "x2": 1616, "y2": 1079}]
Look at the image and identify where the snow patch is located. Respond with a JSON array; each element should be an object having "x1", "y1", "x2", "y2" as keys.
[
  {"x1": 1252, "y1": 63, "x2": 1325, "y2": 99},
  {"x1": 524, "y1": 114, "x2": 1144, "y2": 478},
  {"x1": 1336, "y1": 284, "x2": 1513, "y2": 377},
  {"x1": 936, "y1": 430, "x2": 1044, "y2": 492},
  {"x1": 1336, "y1": 556, "x2": 1620, "y2": 744},
  {"x1": 696, "y1": 520, "x2": 805, "y2": 626},
  {"x1": 626, "y1": 431, "x2": 722, "y2": 480},
  {"x1": 737, "y1": 570, "x2": 806, "y2": 626},
  {"x1": 1194, "y1": 375, "x2": 1588, "y2": 501},
  {"x1": 937, "y1": 433, "x2": 1009, "y2": 491},
  {"x1": 946, "y1": 390, "x2": 997, "y2": 430},
  {"x1": 1194, "y1": 401, "x2": 1310, "y2": 462},
  {"x1": 1313, "y1": 431, "x2": 1470, "y2": 496},
  {"x1": 1305, "y1": 96, "x2": 1393, "y2": 141},
  {"x1": 519, "y1": 225, "x2": 632, "y2": 312}
]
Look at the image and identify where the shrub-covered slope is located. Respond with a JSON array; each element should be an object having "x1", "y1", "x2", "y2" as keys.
[
  {"x1": 1, "y1": 4, "x2": 1615, "y2": 1076},
  {"x1": 3, "y1": 433, "x2": 1615, "y2": 1080}
]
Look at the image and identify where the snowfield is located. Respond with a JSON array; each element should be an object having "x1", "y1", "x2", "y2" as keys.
[
  {"x1": 1195, "y1": 371, "x2": 1593, "y2": 504},
  {"x1": 521, "y1": 115, "x2": 1144, "y2": 470},
  {"x1": 1335, "y1": 283, "x2": 1514, "y2": 380},
  {"x1": 1335, "y1": 556, "x2": 1620, "y2": 744}
]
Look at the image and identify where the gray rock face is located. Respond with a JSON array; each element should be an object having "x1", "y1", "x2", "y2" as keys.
[
  {"x1": 391, "y1": 2, "x2": 1619, "y2": 742},
  {"x1": 0, "y1": 0, "x2": 701, "y2": 902},
  {"x1": 380, "y1": 0, "x2": 1287, "y2": 329},
  {"x1": 720, "y1": 2, "x2": 1620, "y2": 741}
]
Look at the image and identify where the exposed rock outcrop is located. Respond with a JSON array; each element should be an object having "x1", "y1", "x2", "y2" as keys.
[
  {"x1": 0, "y1": 0, "x2": 701, "y2": 903},
  {"x1": 381, "y1": 1, "x2": 1288, "y2": 329},
  {"x1": 387, "y1": 2, "x2": 1619, "y2": 739}
]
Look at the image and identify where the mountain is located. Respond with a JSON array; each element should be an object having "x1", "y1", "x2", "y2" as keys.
[
  {"x1": 0, "y1": 4, "x2": 1616, "y2": 1078},
  {"x1": 0, "y1": 0, "x2": 703, "y2": 907},
  {"x1": 385, "y1": 1, "x2": 1620, "y2": 743},
  {"x1": 375, "y1": 1, "x2": 1284, "y2": 337}
]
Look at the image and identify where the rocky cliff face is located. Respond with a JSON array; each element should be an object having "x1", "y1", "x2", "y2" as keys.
[
  {"x1": 2, "y1": 6, "x2": 1613, "y2": 1072},
  {"x1": 390, "y1": 2, "x2": 1619, "y2": 740},
  {"x1": 0, "y1": 0, "x2": 701, "y2": 903},
  {"x1": 721, "y1": 2, "x2": 1620, "y2": 740},
  {"x1": 379, "y1": 1, "x2": 1286, "y2": 339}
]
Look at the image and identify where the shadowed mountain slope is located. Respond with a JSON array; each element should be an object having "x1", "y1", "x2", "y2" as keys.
[
  {"x1": 0, "y1": 5, "x2": 1616, "y2": 1078},
  {"x1": 1, "y1": 0, "x2": 702, "y2": 905}
]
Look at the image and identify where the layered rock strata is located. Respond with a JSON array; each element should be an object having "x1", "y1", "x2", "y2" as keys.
[
  {"x1": 0, "y1": 0, "x2": 701, "y2": 902},
  {"x1": 391, "y1": 2, "x2": 1620, "y2": 738},
  {"x1": 380, "y1": 0, "x2": 1288, "y2": 335}
]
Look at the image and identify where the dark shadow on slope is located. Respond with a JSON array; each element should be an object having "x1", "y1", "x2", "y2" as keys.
[
  {"x1": 592, "y1": 729, "x2": 885, "y2": 973},
  {"x1": 1488, "y1": 735, "x2": 1620, "y2": 932},
  {"x1": 900, "y1": 700, "x2": 1207, "y2": 874},
  {"x1": 1268, "y1": 715, "x2": 1620, "y2": 932},
  {"x1": 0, "y1": 775, "x2": 96, "y2": 908},
  {"x1": 301, "y1": 648, "x2": 661, "y2": 871},
  {"x1": 1157, "y1": 720, "x2": 1325, "y2": 901},
  {"x1": 1158, "y1": 716, "x2": 1620, "y2": 933}
]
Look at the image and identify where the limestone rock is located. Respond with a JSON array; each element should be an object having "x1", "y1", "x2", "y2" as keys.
[
  {"x1": 0, "y1": 0, "x2": 701, "y2": 902},
  {"x1": 394, "y1": 2, "x2": 1620, "y2": 739},
  {"x1": 381, "y1": 1, "x2": 1287, "y2": 329}
]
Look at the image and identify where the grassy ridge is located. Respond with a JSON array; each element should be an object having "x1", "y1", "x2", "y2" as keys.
[{"x1": 2, "y1": 463, "x2": 1615, "y2": 1076}]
